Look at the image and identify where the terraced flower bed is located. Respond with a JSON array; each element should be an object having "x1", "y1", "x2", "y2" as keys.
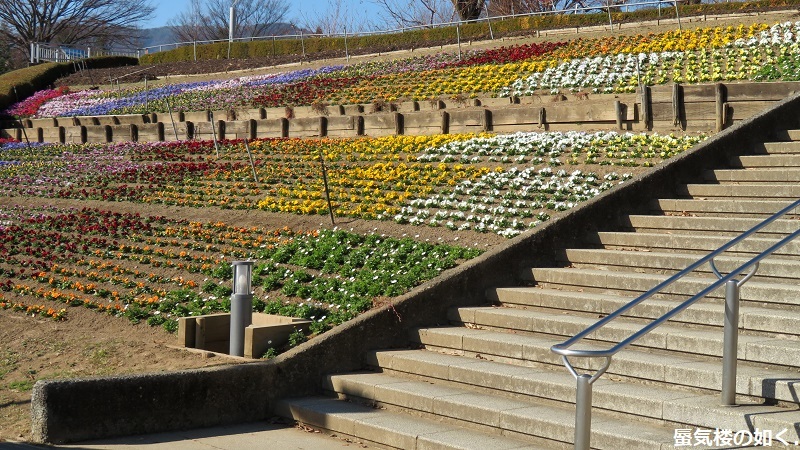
[
  {"x1": 0, "y1": 204, "x2": 480, "y2": 337},
  {"x1": 0, "y1": 132, "x2": 704, "y2": 238},
  {"x1": 5, "y1": 21, "x2": 800, "y2": 120}
]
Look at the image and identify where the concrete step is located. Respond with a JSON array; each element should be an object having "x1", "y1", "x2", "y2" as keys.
[
  {"x1": 489, "y1": 286, "x2": 800, "y2": 335},
  {"x1": 274, "y1": 395, "x2": 545, "y2": 450},
  {"x1": 349, "y1": 353, "x2": 800, "y2": 440},
  {"x1": 527, "y1": 267, "x2": 800, "y2": 306},
  {"x1": 620, "y1": 215, "x2": 799, "y2": 237},
  {"x1": 677, "y1": 183, "x2": 800, "y2": 199},
  {"x1": 447, "y1": 305, "x2": 800, "y2": 368},
  {"x1": 731, "y1": 154, "x2": 800, "y2": 168},
  {"x1": 705, "y1": 168, "x2": 800, "y2": 183},
  {"x1": 557, "y1": 248, "x2": 800, "y2": 284},
  {"x1": 587, "y1": 231, "x2": 800, "y2": 259},
  {"x1": 652, "y1": 198, "x2": 800, "y2": 218},
  {"x1": 354, "y1": 356, "x2": 679, "y2": 450},
  {"x1": 770, "y1": 130, "x2": 800, "y2": 142},
  {"x1": 759, "y1": 139, "x2": 800, "y2": 153},
  {"x1": 412, "y1": 325, "x2": 800, "y2": 403}
]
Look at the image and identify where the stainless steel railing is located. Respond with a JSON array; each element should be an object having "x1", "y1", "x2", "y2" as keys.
[{"x1": 551, "y1": 198, "x2": 800, "y2": 450}]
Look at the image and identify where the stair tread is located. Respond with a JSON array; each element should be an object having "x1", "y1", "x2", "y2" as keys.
[
  {"x1": 447, "y1": 304, "x2": 799, "y2": 344},
  {"x1": 558, "y1": 248, "x2": 800, "y2": 280},
  {"x1": 276, "y1": 395, "x2": 546, "y2": 450},
  {"x1": 326, "y1": 368, "x2": 800, "y2": 435},
  {"x1": 624, "y1": 215, "x2": 799, "y2": 232},
  {"x1": 527, "y1": 267, "x2": 800, "y2": 297},
  {"x1": 385, "y1": 336, "x2": 800, "y2": 402},
  {"x1": 493, "y1": 285, "x2": 800, "y2": 322}
]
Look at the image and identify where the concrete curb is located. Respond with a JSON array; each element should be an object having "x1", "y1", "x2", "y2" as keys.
[{"x1": 30, "y1": 90, "x2": 800, "y2": 444}]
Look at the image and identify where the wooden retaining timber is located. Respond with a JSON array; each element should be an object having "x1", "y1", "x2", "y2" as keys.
[{"x1": 3, "y1": 81, "x2": 800, "y2": 143}]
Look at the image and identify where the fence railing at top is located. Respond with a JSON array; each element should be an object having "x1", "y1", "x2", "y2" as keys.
[
  {"x1": 138, "y1": 0, "x2": 689, "y2": 58},
  {"x1": 30, "y1": 42, "x2": 138, "y2": 64}
]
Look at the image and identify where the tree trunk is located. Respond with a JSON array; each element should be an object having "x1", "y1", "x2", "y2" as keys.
[{"x1": 453, "y1": 0, "x2": 486, "y2": 20}]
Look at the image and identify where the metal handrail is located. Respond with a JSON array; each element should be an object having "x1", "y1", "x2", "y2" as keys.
[{"x1": 550, "y1": 197, "x2": 800, "y2": 450}]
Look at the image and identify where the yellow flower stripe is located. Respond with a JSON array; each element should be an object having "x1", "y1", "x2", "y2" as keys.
[{"x1": 257, "y1": 162, "x2": 490, "y2": 218}]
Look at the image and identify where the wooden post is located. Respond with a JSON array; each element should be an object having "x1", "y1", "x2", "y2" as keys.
[
  {"x1": 441, "y1": 111, "x2": 450, "y2": 135},
  {"x1": 641, "y1": 85, "x2": 652, "y2": 131},
  {"x1": 672, "y1": 83, "x2": 682, "y2": 128},
  {"x1": 356, "y1": 116, "x2": 364, "y2": 136},
  {"x1": 614, "y1": 101, "x2": 624, "y2": 130},
  {"x1": 394, "y1": 112, "x2": 403, "y2": 135},
  {"x1": 538, "y1": 107, "x2": 546, "y2": 129},
  {"x1": 319, "y1": 116, "x2": 328, "y2": 137},
  {"x1": 715, "y1": 83, "x2": 727, "y2": 132},
  {"x1": 280, "y1": 118, "x2": 289, "y2": 138},
  {"x1": 247, "y1": 119, "x2": 257, "y2": 140}
]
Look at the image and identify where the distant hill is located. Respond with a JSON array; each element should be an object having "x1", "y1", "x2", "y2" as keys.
[{"x1": 137, "y1": 23, "x2": 301, "y2": 50}]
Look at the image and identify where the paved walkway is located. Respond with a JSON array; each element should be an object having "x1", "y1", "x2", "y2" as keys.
[{"x1": 0, "y1": 423, "x2": 366, "y2": 450}]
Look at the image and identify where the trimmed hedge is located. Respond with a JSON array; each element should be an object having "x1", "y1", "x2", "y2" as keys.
[
  {"x1": 140, "y1": 0, "x2": 800, "y2": 65},
  {"x1": 0, "y1": 55, "x2": 137, "y2": 114}
]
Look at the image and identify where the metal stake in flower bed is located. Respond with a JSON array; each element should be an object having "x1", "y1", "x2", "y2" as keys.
[
  {"x1": 243, "y1": 139, "x2": 259, "y2": 183},
  {"x1": 210, "y1": 111, "x2": 220, "y2": 157},
  {"x1": 165, "y1": 97, "x2": 179, "y2": 141},
  {"x1": 318, "y1": 151, "x2": 335, "y2": 225}
]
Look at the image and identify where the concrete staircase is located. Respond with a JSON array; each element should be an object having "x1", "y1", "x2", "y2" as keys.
[{"x1": 275, "y1": 131, "x2": 800, "y2": 449}]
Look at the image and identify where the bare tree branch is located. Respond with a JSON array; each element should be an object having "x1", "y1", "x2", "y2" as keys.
[
  {"x1": 298, "y1": 0, "x2": 377, "y2": 35},
  {"x1": 0, "y1": 0, "x2": 154, "y2": 56},
  {"x1": 168, "y1": 0, "x2": 290, "y2": 42},
  {"x1": 372, "y1": 0, "x2": 456, "y2": 27}
]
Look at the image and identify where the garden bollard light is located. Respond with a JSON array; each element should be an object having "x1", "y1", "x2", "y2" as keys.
[{"x1": 230, "y1": 261, "x2": 253, "y2": 357}]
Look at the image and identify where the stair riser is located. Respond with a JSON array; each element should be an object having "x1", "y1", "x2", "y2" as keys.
[
  {"x1": 652, "y1": 199, "x2": 800, "y2": 217},
  {"x1": 587, "y1": 233, "x2": 800, "y2": 258},
  {"x1": 528, "y1": 269, "x2": 800, "y2": 306},
  {"x1": 558, "y1": 250, "x2": 800, "y2": 284},
  {"x1": 275, "y1": 398, "x2": 540, "y2": 450},
  {"x1": 490, "y1": 289, "x2": 800, "y2": 336},
  {"x1": 344, "y1": 364, "x2": 674, "y2": 450},
  {"x1": 622, "y1": 216, "x2": 799, "y2": 235},
  {"x1": 447, "y1": 308, "x2": 800, "y2": 368},
  {"x1": 404, "y1": 331, "x2": 800, "y2": 405},
  {"x1": 677, "y1": 184, "x2": 800, "y2": 199},
  {"x1": 558, "y1": 249, "x2": 800, "y2": 285},
  {"x1": 705, "y1": 169, "x2": 800, "y2": 183},
  {"x1": 760, "y1": 139, "x2": 800, "y2": 153},
  {"x1": 730, "y1": 154, "x2": 800, "y2": 168},
  {"x1": 323, "y1": 383, "x2": 575, "y2": 449},
  {"x1": 327, "y1": 370, "x2": 800, "y2": 444}
]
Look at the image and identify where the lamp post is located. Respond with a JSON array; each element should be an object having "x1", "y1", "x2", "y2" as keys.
[
  {"x1": 228, "y1": 0, "x2": 241, "y2": 43},
  {"x1": 229, "y1": 260, "x2": 253, "y2": 357}
]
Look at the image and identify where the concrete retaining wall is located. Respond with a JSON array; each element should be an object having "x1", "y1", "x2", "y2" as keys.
[
  {"x1": 6, "y1": 83, "x2": 800, "y2": 144},
  {"x1": 29, "y1": 91, "x2": 800, "y2": 444}
]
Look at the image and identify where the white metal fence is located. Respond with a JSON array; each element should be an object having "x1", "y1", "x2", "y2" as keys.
[{"x1": 30, "y1": 42, "x2": 139, "y2": 64}]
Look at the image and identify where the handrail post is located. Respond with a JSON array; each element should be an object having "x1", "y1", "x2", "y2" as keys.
[
  {"x1": 721, "y1": 279, "x2": 740, "y2": 405},
  {"x1": 575, "y1": 374, "x2": 593, "y2": 450}
]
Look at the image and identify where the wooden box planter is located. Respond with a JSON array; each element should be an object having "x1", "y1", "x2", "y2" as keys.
[{"x1": 178, "y1": 313, "x2": 311, "y2": 359}]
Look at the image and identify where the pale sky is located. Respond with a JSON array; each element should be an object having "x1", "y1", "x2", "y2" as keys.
[{"x1": 144, "y1": 0, "x2": 384, "y2": 29}]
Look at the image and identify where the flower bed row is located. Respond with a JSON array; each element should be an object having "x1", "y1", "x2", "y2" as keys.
[
  {"x1": 0, "y1": 205, "x2": 480, "y2": 346},
  {"x1": 0, "y1": 131, "x2": 705, "y2": 238},
  {"x1": 8, "y1": 22, "x2": 800, "y2": 118}
]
